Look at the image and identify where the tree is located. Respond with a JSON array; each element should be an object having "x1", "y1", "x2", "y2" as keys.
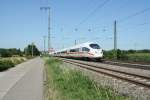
[
  {"x1": 24, "y1": 44, "x2": 40, "y2": 56},
  {"x1": 0, "y1": 49, "x2": 10, "y2": 57},
  {"x1": 117, "y1": 49, "x2": 128, "y2": 60},
  {"x1": 128, "y1": 49, "x2": 136, "y2": 53},
  {"x1": 0, "y1": 48, "x2": 23, "y2": 57}
]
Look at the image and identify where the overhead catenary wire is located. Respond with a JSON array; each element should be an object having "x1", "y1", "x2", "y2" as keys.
[
  {"x1": 76, "y1": 0, "x2": 111, "y2": 27},
  {"x1": 119, "y1": 7, "x2": 150, "y2": 22},
  {"x1": 75, "y1": 1, "x2": 150, "y2": 32},
  {"x1": 138, "y1": 20, "x2": 150, "y2": 26},
  {"x1": 118, "y1": 8, "x2": 150, "y2": 32},
  {"x1": 116, "y1": 7, "x2": 150, "y2": 35}
]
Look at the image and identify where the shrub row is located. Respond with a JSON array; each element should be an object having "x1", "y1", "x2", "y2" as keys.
[
  {"x1": 104, "y1": 49, "x2": 128, "y2": 60},
  {"x1": 0, "y1": 60, "x2": 15, "y2": 71},
  {"x1": 0, "y1": 57, "x2": 26, "y2": 71},
  {"x1": 104, "y1": 50, "x2": 150, "y2": 63}
]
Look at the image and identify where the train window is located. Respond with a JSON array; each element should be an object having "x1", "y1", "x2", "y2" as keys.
[
  {"x1": 61, "y1": 51, "x2": 67, "y2": 53},
  {"x1": 70, "y1": 49, "x2": 76, "y2": 52},
  {"x1": 82, "y1": 47, "x2": 90, "y2": 52},
  {"x1": 70, "y1": 48, "x2": 80, "y2": 52},
  {"x1": 75, "y1": 48, "x2": 80, "y2": 52},
  {"x1": 89, "y1": 44, "x2": 100, "y2": 49}
]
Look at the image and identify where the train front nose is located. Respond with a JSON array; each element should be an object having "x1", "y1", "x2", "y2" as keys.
[{"x1": 94, "y1": 49, "x2": 103, "y2": 57}]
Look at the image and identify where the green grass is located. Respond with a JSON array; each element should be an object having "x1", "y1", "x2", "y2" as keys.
[
  {"x1": 44, "y1": 57, "x2": 130, "y2": 100},
  {"x1": 104, "y1": 51, "x2": 150, "y2": 63},
  {"x1": 127, "y1": 53, "x2": 150, "y2": 57},
  {"x1": 127, "y1": 53, "x2": 150, "y2": 63}
]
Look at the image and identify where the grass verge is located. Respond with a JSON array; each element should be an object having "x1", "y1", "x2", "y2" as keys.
[{"x1": 44, "y1": 57, "x2": 130, "y2": 100}]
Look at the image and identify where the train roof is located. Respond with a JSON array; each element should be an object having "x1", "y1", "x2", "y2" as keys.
[{"x1": 54, "y1": 42, "x2": 96, "y2": 53}]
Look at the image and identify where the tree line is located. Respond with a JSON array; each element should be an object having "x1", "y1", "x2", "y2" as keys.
[
  {"x1": 104, "y1": 49, "x2": 150, "y2": 60},
  {"x1": 0, "y1": 44, "x2": 40, "y2": 57}
]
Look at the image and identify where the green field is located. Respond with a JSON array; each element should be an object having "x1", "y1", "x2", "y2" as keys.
[
  {"x1": 127, "y1": 53, "x2": 150, "y2": 63},
  {"x1": 104, "y1": 50, "x2": 150, "y2": 63},
  {"x1": 44, "y1": 57, "x2": 130, "y2": 100}
]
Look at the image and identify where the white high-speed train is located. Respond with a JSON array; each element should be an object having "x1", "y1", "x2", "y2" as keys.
[{"x1": 50, "y1": 42, "x2": 103, "y2": 60}]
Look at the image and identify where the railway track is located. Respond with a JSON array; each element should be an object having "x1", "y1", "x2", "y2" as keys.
[
  {"x1": 59, "y1": 58, "x2": 150, "y2": 89},
  {"x1": 103, "y1": 60, "x2": 150, "y2": 70}
]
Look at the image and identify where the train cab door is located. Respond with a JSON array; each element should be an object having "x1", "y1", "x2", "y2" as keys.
[{"x1": 82, "y1": 47, "x2": 90, "y2": 58}]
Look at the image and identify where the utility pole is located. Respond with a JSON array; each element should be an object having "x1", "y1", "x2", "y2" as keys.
[
  {"x1": 75, "y1": 40, "x2": 77, "y2": 45},
  {"x1": 32, "y1": 42, "x2": 34, "y2": 57},
  {"x1": 114, "y1": 20, "x2": 117, "y2": 59},
  {"x1": 40, "y1": 7, "x2": 51, "y2": 52},
  {"x1": 43, "y1": 36, "x2": 46, "y2": 54}
]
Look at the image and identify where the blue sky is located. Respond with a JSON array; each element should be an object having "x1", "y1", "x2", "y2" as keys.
[{"x1": 0, "y1": 0, "x2": 150, "y2": 51}]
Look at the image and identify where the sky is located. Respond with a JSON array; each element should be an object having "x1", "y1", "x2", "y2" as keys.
[{"x1": 0, "y1": 0, "x2": 150, "y2": 51}]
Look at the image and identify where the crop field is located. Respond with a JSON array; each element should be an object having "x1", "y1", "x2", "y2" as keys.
[{"x1": 44, "y1": 57, "x2": 130, "y2": 100}]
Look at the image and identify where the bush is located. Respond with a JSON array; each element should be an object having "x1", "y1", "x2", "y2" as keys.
[
  {"x1": 103, "y1": 50, "x2": 115, "y2": 59},
  {"x1": 104, "y1": 49, "x2": 128, "y2": 60},
  {"x1": 12, "y1": 59, "x2": 22, "y2": 65},
  {"x1": 20, "y1": 58, "x2": 25, "y2": 62},
  {"x1": 0, "y1": 60, "x2": 15, "y2": 71},
  {"x1": 117, "y1": 49, "x2": 128, "y2": 60}
]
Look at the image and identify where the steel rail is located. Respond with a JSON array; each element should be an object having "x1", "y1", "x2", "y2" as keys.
[
  {"x1": 60, "y1": 58, "x2": 150, "y2": 89},
  {"x1": 103, "y1": 60, "x2": 150, "y2": 70},
  {"x1": 60, "y1": 58, "x2": 150, "y2": 80}
]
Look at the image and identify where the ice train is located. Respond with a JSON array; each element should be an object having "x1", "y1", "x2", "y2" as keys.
[{"x1": 50, "y1": 42, "x2": 103, "y2": 60}]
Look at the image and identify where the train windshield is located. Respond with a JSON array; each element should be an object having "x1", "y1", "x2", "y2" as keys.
[{"x1": 89, "y1": 44, "x2": 100, "y2": 49}]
